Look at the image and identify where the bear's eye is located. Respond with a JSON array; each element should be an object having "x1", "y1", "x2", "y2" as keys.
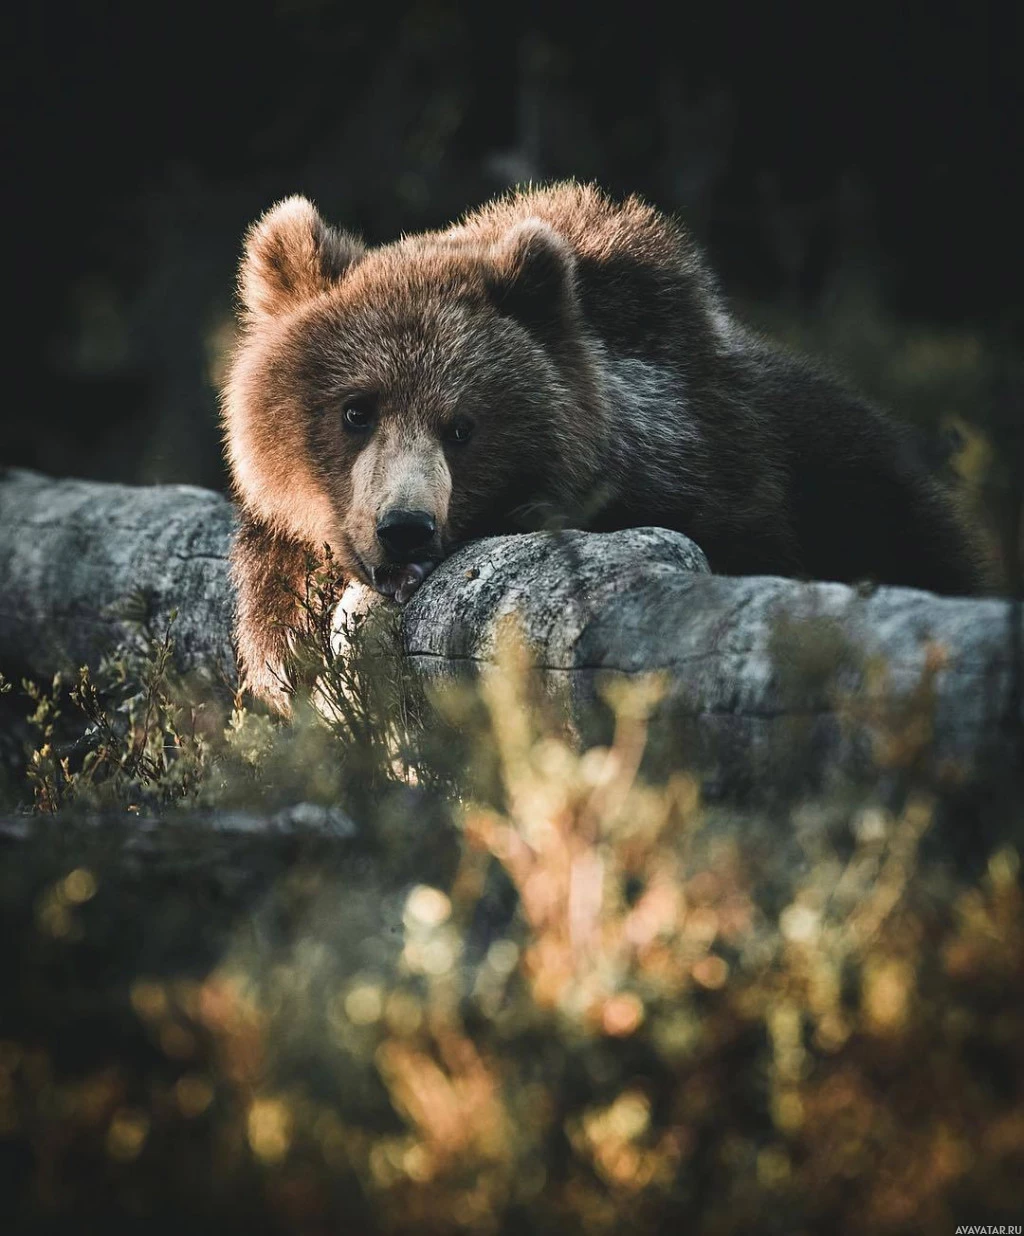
[
  {"x1": 341, "y1": 397, "x2": 376, "y2": 433},
  {"x1": 444, "y1": 416, "x2": 475, "y2": 446}
]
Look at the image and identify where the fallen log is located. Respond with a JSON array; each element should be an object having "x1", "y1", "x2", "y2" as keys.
[{"x1": 0, "y1": 466, "x2": 1020, "y2": 792}]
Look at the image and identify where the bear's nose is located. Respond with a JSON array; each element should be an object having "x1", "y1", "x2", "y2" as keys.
[{"x1": 376, "y1": 509, "x2": 437, "y2": 562}]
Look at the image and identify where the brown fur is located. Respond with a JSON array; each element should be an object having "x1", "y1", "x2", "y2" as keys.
[{"x1": 221, "y1": 183, "x2": 984, "y2": 709}]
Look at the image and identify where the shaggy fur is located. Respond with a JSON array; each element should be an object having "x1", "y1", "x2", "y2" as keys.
[{"x1": 221, "y1": 183, "x2": 984, "y2": 709}]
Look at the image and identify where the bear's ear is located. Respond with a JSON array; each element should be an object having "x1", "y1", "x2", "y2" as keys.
[
  {"x1": 239, "y1": 196, "x2": 364, "y2": 319},
  {"x1": 485, "y1": 219, "x2": 578, "y2": 335}
]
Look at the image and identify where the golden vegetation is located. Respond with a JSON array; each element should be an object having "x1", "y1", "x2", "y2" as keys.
[{"x1": 0, "y1": 564, "x2": 1021, "y2": 1234}]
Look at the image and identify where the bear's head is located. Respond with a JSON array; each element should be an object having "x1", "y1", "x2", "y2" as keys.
[{"x1": 222, "y1": 196, "x2": 607, "y2": 601}]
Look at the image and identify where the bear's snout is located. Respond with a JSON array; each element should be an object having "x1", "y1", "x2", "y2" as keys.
[
  {"x1": 376, "y1": 508, "x2": 438, "y2": 562},
  {"x1": 369, "y1": 508, "x2": 442, "y2": 603}
]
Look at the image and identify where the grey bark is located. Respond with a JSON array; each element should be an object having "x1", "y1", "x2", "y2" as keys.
[
  {"x1": 0, "y1": 468, "x2": 238, "y2": 684},
  {"x1": 0, "y1": 466, "x2": 1020, "y2": 790}
]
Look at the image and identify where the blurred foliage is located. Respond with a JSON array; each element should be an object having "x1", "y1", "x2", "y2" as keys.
[{"x1": 0, "y1": 559, "x2": 1022, "y2": 1233}]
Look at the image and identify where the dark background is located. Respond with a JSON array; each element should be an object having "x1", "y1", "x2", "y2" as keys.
[{"x1": 5, "y1": 0, "x2": 1021, "y2": 569}]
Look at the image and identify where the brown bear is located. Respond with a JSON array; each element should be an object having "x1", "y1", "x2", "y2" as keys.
[{"x1": 221, "y1": 182, "x2": 984, "y2": 709}]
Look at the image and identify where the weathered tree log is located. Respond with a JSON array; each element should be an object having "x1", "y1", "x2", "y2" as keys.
[{"x1": 0, "y1": 466, "x2": 1020, "y2": 792}]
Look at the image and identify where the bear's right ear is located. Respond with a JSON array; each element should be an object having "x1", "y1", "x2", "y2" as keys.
[{"x1": 239, "y1": 196, "x2": 364, "y2": 319}]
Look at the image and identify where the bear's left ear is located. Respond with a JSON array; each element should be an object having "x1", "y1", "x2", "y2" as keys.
[
  {"x1": 239, "y1": 196, "x2": 364, "y2": 319},
  {"x1": 485, "y1": 219, "x2": 579, "y2": 335}
]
